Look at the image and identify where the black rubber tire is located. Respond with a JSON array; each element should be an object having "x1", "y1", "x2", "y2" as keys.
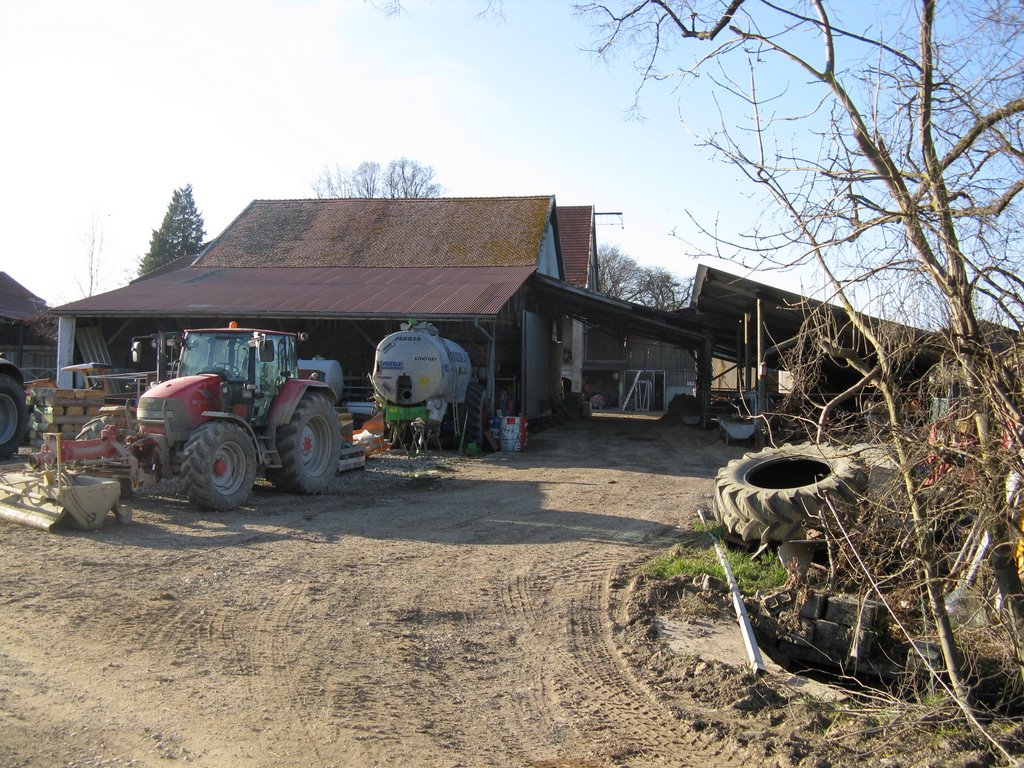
[
  {"x1": 267, "y1": 393, "x2": 339, "y2": 494},
  {"x1": 463, "y1": 381, "x2": 484, "y2": 446},
  {"x1": 0, "y1": 373, "x2": 28, "y2": 460},
  {"x1": 181, "y1": 421, "x2": 257, "y2": 511},
  {"x1": 712, "y1": 443, "x2": 865, "y2": 544}
]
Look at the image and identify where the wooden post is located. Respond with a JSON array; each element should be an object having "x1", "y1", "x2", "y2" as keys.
[
  {"x1": 743, "y1": 311, "x2": 751, "y2": 393},
  {"x1": 699, "y1": 334, "x2": 714, "y2": 429},
  {"x1": 756, "y1": 296, "x2": 766, "y2": 448}
]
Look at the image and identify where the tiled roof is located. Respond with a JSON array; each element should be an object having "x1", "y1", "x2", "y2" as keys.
[
  {"x1": 197, "y1": 196, "x2": 555, "y2": 269},
  {"x1": 556, "y1": 206, "x2": 593, "y2": 289},
  {"x1": 132, "y1": 254, "x2": 201, "y2": 282},
  {"x1": 0, "y1": 272, "x2": 48, "y2": 321},
  {"x1": 53, "y1": 265, "x2": 537, "y2": 319}
]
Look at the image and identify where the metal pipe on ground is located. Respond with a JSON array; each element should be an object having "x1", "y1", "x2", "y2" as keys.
[{"x1": 698, "y1": 508, "x2": 767, "y2": 675}]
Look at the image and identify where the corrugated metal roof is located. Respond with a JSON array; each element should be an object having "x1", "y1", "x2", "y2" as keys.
[
  {"x1": 53, "y1": 266, "x2": 537, "y2": 318},
  {"x1": 0, "y1": 272, "x2": 48, "y2": 322},
  {"x1": 197, "y1": 196, "x2": 555, "y2": 269}
]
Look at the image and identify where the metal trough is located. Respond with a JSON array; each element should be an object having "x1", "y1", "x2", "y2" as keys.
[{"x1": 718, "y1": 416, "x2": 757, "y2": 445}]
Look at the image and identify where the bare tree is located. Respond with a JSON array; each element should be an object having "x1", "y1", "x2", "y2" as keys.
[
  {"x1": 597, "y1": 243, "x2": 643, "y2": 301},
  {"x1": 579, "y1": 0, "x2": 1024, "y2": 751},
  {"x1": 313, "y1": 158, "x2": 442, "y2": 199},
  {"x1": 635, "y1": 265, "x2": 691, "y2": 310},
  {"x1": 382, "y1": 157, "x2": 443, "y2": 198},
  {"x1": 74, "y1": 213, "x2": 108, "y2": 298},
  {"x1": 598, "y1": 243, "x2": 691, "y2": 309}
]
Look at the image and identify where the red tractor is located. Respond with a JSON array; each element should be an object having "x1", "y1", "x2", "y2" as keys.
[{"x1": 37, "y1": 326, "x2": 341, "y2": 511}]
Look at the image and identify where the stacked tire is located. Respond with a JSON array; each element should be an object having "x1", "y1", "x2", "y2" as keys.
[{"x1": 712, "y1": 443, "x2": 865, "y2": 545}]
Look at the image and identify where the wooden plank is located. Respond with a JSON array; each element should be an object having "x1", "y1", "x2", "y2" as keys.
[
  {"x1": 32, "y1": 415, "x2": 91, "y2": 426},
  {"x1": 337, "y1": 446, "x2": 366, "y2": 473},
  {"x1": 27, "y1": 388, "x2": 106, "y2": 407}
]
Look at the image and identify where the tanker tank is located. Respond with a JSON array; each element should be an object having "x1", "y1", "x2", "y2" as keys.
[{"x1": 371, "y1": 322, "x2": 483, "y2": 450}]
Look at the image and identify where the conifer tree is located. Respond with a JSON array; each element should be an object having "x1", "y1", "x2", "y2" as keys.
[{"x1": 138, "y1": 184, "x2": 206, "y2": 277}]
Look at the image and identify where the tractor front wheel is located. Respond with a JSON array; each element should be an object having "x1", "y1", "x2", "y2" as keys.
[
  {"x1": 268, "y1": 394, "x2": 339, "y2": 494},
  {"x1": 181, "y1": 421, "x2": 257, "y2": 511}
]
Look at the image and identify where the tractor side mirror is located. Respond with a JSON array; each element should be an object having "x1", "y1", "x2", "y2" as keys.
[
  {"x1": 131, "y1": 340, "x2": 142, "y2": 364},
  {"x1": 259, "y1": 339, "x2": 275, "y2": 362}
]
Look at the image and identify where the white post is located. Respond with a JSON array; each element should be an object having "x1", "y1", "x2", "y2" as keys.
[{"x1": 56, "y1": 316, "x2": 76, "y2": 388}]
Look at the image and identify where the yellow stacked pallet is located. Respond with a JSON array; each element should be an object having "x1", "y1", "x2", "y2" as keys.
[{"x1": 26, "y1": 388, "x2": 106, "y2": 445}]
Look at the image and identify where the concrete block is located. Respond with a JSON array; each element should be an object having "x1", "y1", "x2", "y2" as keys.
[
  {"x1": 824, "y1": 594, "x2": 861, "y2": 626},
  {"x1": 813, "y1": 619, "x2": 851, "y2": 656},
  {"x1": 799, "y1": 593, "x2": 827, "y2": 620}
]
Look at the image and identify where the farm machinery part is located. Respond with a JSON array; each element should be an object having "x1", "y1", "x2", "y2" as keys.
[
  {"x1": 0, "y1": 431, "x2": 127, "y2": 531},
  {"x1": 0, "y1": 466, "x2": 124, "y2": 532},
  {"x1": 370, "y1": 321, "x2": 484, "y2": 453}
]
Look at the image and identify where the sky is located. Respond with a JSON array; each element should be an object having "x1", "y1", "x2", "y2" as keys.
[{"x1": 1, "y1": 0, "x2": 805, "y2": 308}]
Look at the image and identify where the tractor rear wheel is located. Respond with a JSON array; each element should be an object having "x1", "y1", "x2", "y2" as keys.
[
  {"x1": 268, "y1": 394, "x2": 339, "y2": 494},
  {"x1": 0, "y1": 373, "x2": 28, "y2": 460},
  {"x1": 712, "y1": 443, "x2": 865, "y2": 545},
  {"x1": 181, "y1": 421, "x2": 257, "y2": 511}
]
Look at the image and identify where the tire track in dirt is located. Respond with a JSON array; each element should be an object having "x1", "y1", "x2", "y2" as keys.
[
  {"x1": 247, "y1": 549, "x2": 466, "y2": 766},
  {"x1": 501, "y1": 549, "x2": 748, "y2": 767},
  {"x1": 567, "y1": 572, "x2": 747, "y2": 766}
]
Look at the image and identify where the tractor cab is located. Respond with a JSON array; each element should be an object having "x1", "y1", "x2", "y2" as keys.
[
  {"x1": 134, "y1": 326, "x2": 301, "y2": 427},
  {"x1": 175, "y1": 328, "x2": 297, "y2": 424}
]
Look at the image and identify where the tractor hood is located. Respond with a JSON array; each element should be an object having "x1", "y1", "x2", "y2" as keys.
[{"x1": 138, "y1": 374, "x2": 223, "y2": 430}]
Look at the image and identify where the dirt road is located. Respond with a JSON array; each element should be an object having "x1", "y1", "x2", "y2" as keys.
[{"x1": 0, "y1": 413, "x2": 799, "y2": 767}]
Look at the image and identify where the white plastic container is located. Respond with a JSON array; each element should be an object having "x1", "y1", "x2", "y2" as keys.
[{"x1": 501, "y1": 416, "x2": 526, "y2": 452}]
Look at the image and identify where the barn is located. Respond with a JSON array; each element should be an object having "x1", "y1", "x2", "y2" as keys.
[{"x1": 50, "y1": 196, "x2": 703, "y2": 422}]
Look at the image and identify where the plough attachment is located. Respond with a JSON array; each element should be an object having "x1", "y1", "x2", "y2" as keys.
[{"x1": 0, "y1": 468, "x2": 125, "y2": 532}]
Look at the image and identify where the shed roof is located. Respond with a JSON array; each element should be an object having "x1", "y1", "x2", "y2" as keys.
[
  {"x1": 197, "y1": 196, "x2": 555, "y2": 269},
  {"x1": 54, "y1": 265, "x2": 537, "y2": 319},
  {"x1": 0, "y1": 272, "x2": 47, "y2": 322},
  {"x1": 691, "y1": 264, "x2": 940, "y2": 370}
]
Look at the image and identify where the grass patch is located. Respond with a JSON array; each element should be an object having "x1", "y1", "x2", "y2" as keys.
[{"x1": 641, "y1": 532, "x2": 788, "y2": 595}]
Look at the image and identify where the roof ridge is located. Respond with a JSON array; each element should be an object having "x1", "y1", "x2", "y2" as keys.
[{"x1": 247, "y1": 195, "x2": 556, "y2": 204}]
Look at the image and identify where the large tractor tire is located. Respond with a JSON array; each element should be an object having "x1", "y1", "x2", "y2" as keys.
[
  {"x1": 181, "y1": 421, "x2": 258, "y2": 511},
  {"x1": 463, "y1": 381, "x2": 485, "y2": 447},
  {"x1": 0, "y1": 372, "x2": 28, "y2": 460},
  {"x1": 268, "y1": 393, "x2": 339, "y2": 494},
  {"x1": 712, "y1": 443, "x2": 865, "y2": 545}
]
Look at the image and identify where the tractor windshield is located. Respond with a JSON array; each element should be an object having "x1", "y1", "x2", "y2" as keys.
[{"x1": 178, "y1": 332, "x2": 251, "y2": 381}]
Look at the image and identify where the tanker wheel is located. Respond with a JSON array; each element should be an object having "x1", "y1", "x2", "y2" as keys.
[
  {"x1": 268, "y1": 393, "x2": 339, "y2": 494},
  {"x1": 0, "y1": 373, "x2": 28, "y2": 460},
  {"x1": 712, "y1": 443, "x2": 865, "y2": 545},
  {"x1": 181, "y1": 421, "x2": 257, "y2": 511},
  {"x1": 463, "y1": 381, "x2": 484, "y2": 446}
]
